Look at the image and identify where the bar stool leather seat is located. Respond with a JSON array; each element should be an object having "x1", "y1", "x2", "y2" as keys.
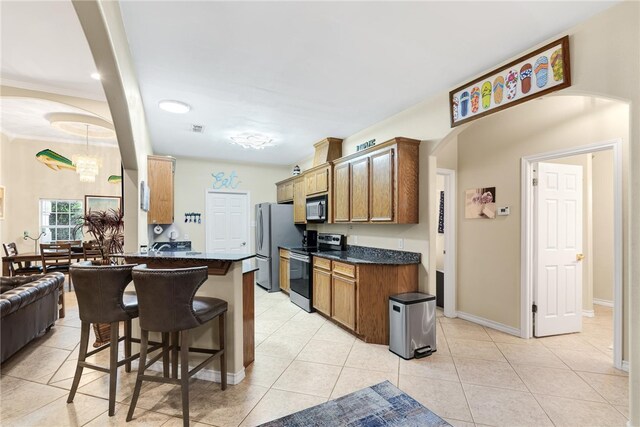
[{"x1": 193, "y1": 296, "x2": 227, "y2": 323}]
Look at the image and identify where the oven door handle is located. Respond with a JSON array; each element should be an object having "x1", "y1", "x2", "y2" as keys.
[{"x1": 289, "y1": 253, "x2": 310, "y2": 263}]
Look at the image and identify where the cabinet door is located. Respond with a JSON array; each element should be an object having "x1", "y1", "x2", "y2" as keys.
[
  {"x1": 277, "y1": 184, "x2": 285, "y2": 203},
  {"x1": 305, "y1": 174, "x2": 316, "y2": 195},
  {"x1": 334, "y1": 163, "x2": 350, "y2": 222},
  {"x1": 332, "y1": 274, "x2": 357, "y2": 330},
  {"x1": 313, "y1": 268, "x2": 331, "y2": 316},
  {"x1": 148, "y1": 157, "x2": 174, "y2": 224},
  {"x1": 285, "y1": 182, "x2": 294, "y2": 201},
  {"x1": 293, "y1": 178, "x2": 306, "y2": 223},
  {"x1": 350, "y1": 157, "x2": 369, "y2": 222},
  {"x1": 370, "y1": 148, "x2": 394, "y2": 222},
  {"x1": 279, "y1": 256, "x2": 290, "y2": 292},
  {"x1": 315, "y1": 168, "x2": 329, "y2": 193}
]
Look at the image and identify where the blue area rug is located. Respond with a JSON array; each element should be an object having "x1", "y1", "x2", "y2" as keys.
[{"x1": 259, "y1": 381, "x2": 451, "y2": 426}]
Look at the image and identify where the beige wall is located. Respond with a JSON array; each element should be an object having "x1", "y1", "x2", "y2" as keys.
[
  {"x1": 0, "y1": 135, "x2": 121, "y2": 254},
  {"x1": 593, "y1": 150, "x2": 614, "y2": 303},
  {"x1": 0, "y1": 133, "x2": 8, "y2": 250},
  {"x1": 151, "y1": 157, "x2": 290, "y2": 253},
  {"x1": 455, "y1": 96, "x2": 628, "y2": 328}
]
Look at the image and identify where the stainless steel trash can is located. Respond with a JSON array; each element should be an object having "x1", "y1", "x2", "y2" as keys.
[{"x1": 389, "y1": 292, "x2": 436, "y2": 359}]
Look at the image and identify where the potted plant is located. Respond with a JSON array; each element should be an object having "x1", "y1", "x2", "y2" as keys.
[
  {"x1": 74, "y1": 208, "x2": 124, "y2": 264},
  {"x1": 74, "y1": 208, "x2": 124, "y2": 346}
]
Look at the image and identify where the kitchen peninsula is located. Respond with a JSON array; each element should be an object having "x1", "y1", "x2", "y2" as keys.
[{"x1": 121, "y1": 251, "x2": 256, "y2": 384}]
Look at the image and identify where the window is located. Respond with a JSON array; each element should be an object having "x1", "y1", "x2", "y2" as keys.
[{"x1": 40, "y1": 199, "x2": 83, "y2": 243}]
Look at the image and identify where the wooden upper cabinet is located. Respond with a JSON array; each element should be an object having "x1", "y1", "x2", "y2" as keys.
[
  {"x1": 370, "y1": 148, "x2": 394, "y2": 222},
  {"x1": 276, "y1": 178, "x2": 295, "y2": 203},
  {"x1": 147, "y1": 156, "x2": 175, "y2": 224},
  {"x1": 305, "y1": 165, "x2": 330, "y2": 196},
  {"x1": 293, "y1": 177, "x2": 306, "y2": 223},
  {"x1": 333, "y1": 162, "x2": 350, "y2": 222},
  {"x1": 350, "y1": 157, "x2": 370, "y2": 222},
  {"x1": 331, "y1": 137, "x2": 419, "y2": 224}
]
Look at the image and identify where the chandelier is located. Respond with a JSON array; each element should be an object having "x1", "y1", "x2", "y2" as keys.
[{"x1": 73, "y1": 125, "x2": 100, "y2": 182}]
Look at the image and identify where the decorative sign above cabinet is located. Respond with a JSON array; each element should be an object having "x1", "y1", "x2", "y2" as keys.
[
  {"x1": 356, "y1": 139, "x2": 376, "y2": 152},
  {"x1": 449, "y1": 36, "x2": 571, "y2": 128}
]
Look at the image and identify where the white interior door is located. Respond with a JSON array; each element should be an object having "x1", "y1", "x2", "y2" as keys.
[
  {"x1": 205, "y1": 191, "x2": 249, "y2": 253},
  {"x1": 534, "y1": 162, "x2": 583, "y2": 337}
]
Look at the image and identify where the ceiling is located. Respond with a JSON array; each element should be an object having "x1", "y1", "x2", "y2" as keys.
[{"x1": 0, "y1": 1, "x2": 618, "y2": 165}]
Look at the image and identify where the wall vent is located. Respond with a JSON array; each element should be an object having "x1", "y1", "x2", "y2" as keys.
[{"x1": 191, "y1": 124, "x2": 205, "y2": 133}]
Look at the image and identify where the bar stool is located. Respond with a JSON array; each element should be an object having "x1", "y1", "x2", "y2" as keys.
[
  {"x1": 127, "y1": 265, "x2": 227, "y2": 427},
  {"x1": 67, "y1": 262, "x2": 162, "y2": 416}
]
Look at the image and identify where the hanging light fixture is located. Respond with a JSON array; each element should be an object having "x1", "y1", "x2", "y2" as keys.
[{"x1": 73, "y1": 125, "x2": 100, "y2": 182}]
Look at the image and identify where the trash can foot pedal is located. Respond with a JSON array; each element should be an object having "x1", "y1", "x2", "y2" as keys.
[{"x1": 414, "y1": 346, "x2": 434, "y2": 359}]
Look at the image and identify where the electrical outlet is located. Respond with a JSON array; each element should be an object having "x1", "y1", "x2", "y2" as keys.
[
  {"x1": 352, "y1": 235, "x2": 358, "y2": 244},
  {"x1": 398, "y1": 238, "x2": 404, "y2": 249},
  {"x1": 497, "y1": 206, "x2": 510, "y2": 216},
  {"x1": 23, "y1": 231, "x2": 29, "y2": 238},
  {"x1": 184, "y1": 234, "x2": 189, "y2": 240}
]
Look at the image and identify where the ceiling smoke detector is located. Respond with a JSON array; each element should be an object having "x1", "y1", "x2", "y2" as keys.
[{"x1": 191, "y1": 124, "x2": 205, "y2": 133}]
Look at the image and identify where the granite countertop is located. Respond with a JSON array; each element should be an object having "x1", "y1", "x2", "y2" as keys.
[
  {"x1": 121, "y1": 251, "x2": 255, "y2": 262},
  {"x1": 312, "y1": 245, "x2": 421, "y2": 265}
]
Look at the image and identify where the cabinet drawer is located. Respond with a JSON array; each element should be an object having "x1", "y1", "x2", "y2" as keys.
[
  {"x1": 313, "y1": 256, "x2": 331, "y2": 271},
  {"x1": 279, "y1": 249, "x2": 290, "y2": 259},
  {"x1": 332, "y1": 261, "x2": 356, "y2": 278}
]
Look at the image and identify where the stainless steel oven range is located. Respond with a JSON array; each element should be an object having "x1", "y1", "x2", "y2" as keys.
[{"x1": 288, "y1": 233, "x2": 345, "y2": 312}]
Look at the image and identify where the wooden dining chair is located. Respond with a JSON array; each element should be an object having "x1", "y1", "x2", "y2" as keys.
[
  {"x1": 41, "y1": 242, "x2": 73, "y2": 291},
  {"x1": 2, "y1": 242, "x2": 43, "y2": 276},
  {"x1": 83, "y1": 241, "x2": 102, "y2": 261}
]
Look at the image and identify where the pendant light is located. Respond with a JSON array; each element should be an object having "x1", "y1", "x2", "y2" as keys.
[{"x1": 74, "y1": 125, "x2": 100, "y2": 182}]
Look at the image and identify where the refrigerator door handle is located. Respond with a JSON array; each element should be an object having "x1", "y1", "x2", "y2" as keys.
[{"x1": 257, "y1": 208, "x2": 262, "y2": 251}]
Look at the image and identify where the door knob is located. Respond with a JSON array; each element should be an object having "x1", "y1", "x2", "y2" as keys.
[
  {"x1": 576, "y1": 253, "x2": 585, "y2": 261},
  {"x1": 241, "y1": 242, "x2": 246, "y2": 246}
]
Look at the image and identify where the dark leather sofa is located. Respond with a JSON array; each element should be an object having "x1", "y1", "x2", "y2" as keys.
[{"x1": 0, "y1": 272, "x2": 64, "y2": 363}]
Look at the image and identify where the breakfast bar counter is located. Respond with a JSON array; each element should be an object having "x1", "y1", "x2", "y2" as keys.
[{"x1": 121, "y1": 251, "x2": 256, "y2": 383}]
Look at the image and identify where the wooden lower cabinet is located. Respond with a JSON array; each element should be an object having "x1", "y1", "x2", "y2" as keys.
[
  {"x1": 279, "y1": 249, "x2": 290, "y2": 293},
  {"x1": 332, "y1": 274, "x2": 357, "y2": 330},
  {"x1": 312, "y1": 268, "x2": 331, "y2": 316}
]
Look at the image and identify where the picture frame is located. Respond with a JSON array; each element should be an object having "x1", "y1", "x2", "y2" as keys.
[
  {"x1": 449, "y1": 36, "x2": 571, "y2": 128},
  {"x1": 0, "y1": 185, "x2": 5, "y2": 220},
  {"x1": 84, "y1": 195, "x2": 122, "y2": 215}
]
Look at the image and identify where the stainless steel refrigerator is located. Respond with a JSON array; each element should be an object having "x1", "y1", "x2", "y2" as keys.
[{"x1": 255, "y1": 203, "x2": 303, "y2": 292}]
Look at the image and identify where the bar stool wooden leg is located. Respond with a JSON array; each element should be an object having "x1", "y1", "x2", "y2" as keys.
[
  {"x1": 67, "y1": 321, "x2": 90, "y2": 403},
  {"x1": 124, "y1": 319, "x2": 132, "y2": 373},
  {"x1": 180, "y1": 330, "x2": 190, "y2": 427},
  {"x1": 162, "y1": 332, "x2": 170, "y2": 378},
  {"x1": 219, "y1": 313, "x2": 226, "y2": 390},
  {"x1": 108, "y1": 321, "x2": 119, "y2": 416},
  {"x1": 58, "y1": 283, "x2": 65, "y2": 318},
  {"x1": 127, "y1": 330, "x2": 148, "y2": 422},
  {"x1": 171, "y1": 331, "x2": 179, "y2": 379}
]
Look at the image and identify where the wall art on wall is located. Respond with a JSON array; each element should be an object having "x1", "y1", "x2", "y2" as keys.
[
  {"x1": 449, "y1": 36, "x2": 570, "y2": 127},
  {"x1": 108, "y1": 175, "x2": 122, "y2": 184},
  {"x1": 465, "y1": 187, "x2": 496, "y2": 219},
  {"x1": 212, "y1": 171, "x2": 241, "y2": 189},
  {"x1": 85, "y1": 195, "x2": 122, "y2": 215}
]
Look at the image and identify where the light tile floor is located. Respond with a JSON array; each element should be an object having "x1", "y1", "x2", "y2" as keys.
[{"x1": 0, "y1": 284, "x2": 629, "y2": 426}]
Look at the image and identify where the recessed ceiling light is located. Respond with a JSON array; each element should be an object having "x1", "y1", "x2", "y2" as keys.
[
  {"x1": 90, "y1": 72, "x2": 101, "y2": 80},
  {"x1": 158, "y1": 100, "x2": 191, "y2": 114},
  {"x1": 230, "y1": 133, "x2": 274, "y2": 150}
]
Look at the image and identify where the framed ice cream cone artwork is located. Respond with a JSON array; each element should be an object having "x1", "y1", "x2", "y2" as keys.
[
  {"x1": 449, "y1": 36, "x2": 571, "y2": 127},
  {"x1": 465, "y1": 187, "x2": 496, "y2": 219}
]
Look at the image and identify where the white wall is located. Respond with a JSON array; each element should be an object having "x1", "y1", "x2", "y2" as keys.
[
  {"x1": 592, "y1": 150, "x2": 614, "y2": 303},
  {"x1": 151, "y1": 156, "x2": 290, "y2": 253},
  {"x1": 0, "y1": 135, "x2": 122, "y2": 254}
]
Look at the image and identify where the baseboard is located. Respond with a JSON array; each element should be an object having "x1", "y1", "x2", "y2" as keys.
[
  {"x1": 148, "y1": 361, "x2": 245, "y2": 385},
  {"x1": 622, "y1": 360, "x2": 629, "y2": 372},
  {"x1": 582, "y1": 310, "x2": 595, "y2": 318},
  {"x1": 456, "y1": 311, "x2": 520, "y2": 337},
  {"x1": 593, "y1": 298, "x2": 614, "y2": 307}
]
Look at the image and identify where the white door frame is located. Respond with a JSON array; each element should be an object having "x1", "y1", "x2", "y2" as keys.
[
  {"x1": 204, "y1": 189, "x2": 251, "y2": 253},
  {"x1": 437, "y1": 168, "x2": 457, "y2": 318},
  {"x1": 521, "y1": 138, "x2": 623, "y2": 369}
]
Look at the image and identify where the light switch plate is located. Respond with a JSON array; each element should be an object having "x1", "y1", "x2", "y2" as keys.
[
  {"x1": 497, "y1": 206, "x2": 510, "y2": 216},
  {"x1": 398, "y1": 238, "x2": 404, "y2": 249}
]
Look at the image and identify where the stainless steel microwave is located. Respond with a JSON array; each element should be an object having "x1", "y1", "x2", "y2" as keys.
[{"x1": 306, "y1": 195, "x2": 327, "y2": 222}]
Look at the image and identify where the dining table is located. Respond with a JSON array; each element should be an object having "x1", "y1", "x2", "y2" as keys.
[{"x1": 2, "y1": 250, "x2": 101, "y2": 277}]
